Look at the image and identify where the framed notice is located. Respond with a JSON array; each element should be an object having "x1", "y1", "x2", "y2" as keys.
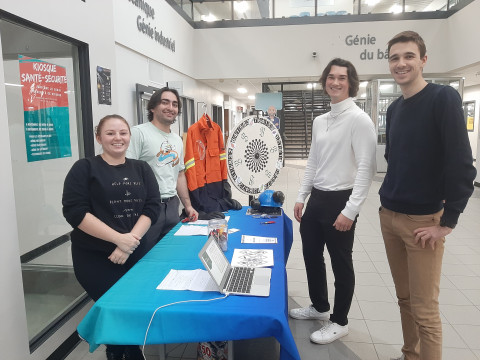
[
  {"x1": 19, "y1": 55, "x2": 72, "y2": 162},
  {"x1": 463, "y1": 101, "x2": 475, "y2": 132}
]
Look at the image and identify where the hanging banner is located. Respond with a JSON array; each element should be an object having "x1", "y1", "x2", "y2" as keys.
[
  {"x1": 97, "y1": 66, "x2": 112, "y2": 105},
  {"x1": 19, "y1": 55, "x2": 72, "y2": 162}
]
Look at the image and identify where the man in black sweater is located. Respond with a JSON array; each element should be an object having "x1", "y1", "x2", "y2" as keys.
[{"x1": 379, "y1": 31, "x2": 476, "y2": 360}]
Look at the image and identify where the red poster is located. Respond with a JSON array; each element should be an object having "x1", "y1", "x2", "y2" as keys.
[
  {"x1": 19, "y1": 55, "x2": 69, "y2": 110},
  {"x1": 19, "y1": 55, "x2": 71, "y2": 162}
]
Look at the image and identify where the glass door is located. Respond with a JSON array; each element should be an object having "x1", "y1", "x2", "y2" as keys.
[{"x1": 1, "y1": 16, "x2": 91, "y2": 349}]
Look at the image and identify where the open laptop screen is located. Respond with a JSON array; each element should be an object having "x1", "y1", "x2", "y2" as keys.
[{"x1": 200, "y1": 236, "x2": 229, "y2": 286}]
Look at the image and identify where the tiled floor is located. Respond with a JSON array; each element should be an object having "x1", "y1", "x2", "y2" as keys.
[{"x1": 66, "y1": 160, "x2": 480, "y2": 360}]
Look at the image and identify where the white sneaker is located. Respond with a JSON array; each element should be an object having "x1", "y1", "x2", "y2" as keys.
[
  {"x1": 289, "y1": 305, "x2": 329, "y2": 320},
  {"x1": 310, "y1": 321, "x2": 349, "y2": 344}
]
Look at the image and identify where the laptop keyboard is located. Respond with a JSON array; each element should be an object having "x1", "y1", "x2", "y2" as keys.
[{"x1": 226, "y1": 267, "x2": 254, "y2": 293}]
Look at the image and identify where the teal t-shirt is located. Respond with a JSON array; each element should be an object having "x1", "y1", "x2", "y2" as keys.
[{"x1": 127, "y1": 122, "x2": 184, "y2": 198}]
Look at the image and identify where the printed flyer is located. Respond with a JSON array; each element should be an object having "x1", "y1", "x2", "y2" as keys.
[{"x1": 19, "y1": 55, "x2": 72, "y2": 162}]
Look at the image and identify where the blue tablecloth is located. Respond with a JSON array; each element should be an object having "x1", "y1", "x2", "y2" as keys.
[{"x1": 77, "y1": 207, "x2": 300, "y2": 360}]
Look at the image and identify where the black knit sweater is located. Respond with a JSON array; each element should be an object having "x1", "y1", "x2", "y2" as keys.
[{"x1": 379, "y1": 83, "x2": 476, "y2": 226}]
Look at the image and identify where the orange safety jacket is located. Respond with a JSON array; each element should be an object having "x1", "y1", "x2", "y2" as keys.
[{"x1": 184, "y1": 114, "x2": 228, "y2": 212}]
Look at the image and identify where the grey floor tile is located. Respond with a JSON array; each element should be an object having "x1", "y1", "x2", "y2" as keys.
[
  {"x1": 440, "y1": 304, "x2": 480, "y2": 325},
  {"x1": 379, "y1": 273, "x2": 395, "y2": 287},
  {"x1": 442, "y1": 262, "x2": 477, "y2": 276},
  {"x1": 287, "y1": 268, "x2": 308, "y2": 282},
  {"x1": 294, "y1": 336, "x2": 331, "y2": 360},
  {"x1": 362, "y1": 243, "x2": 387, "y2": 253},
  {"x1": 472, "y1": 348, "x2": 480, "y2": 359},
  {"x1": 461, "y1": 289, "x2": 480, "y2": 305},
  {"x1": 349, "y1": 300, "x2": 364, "y2": 320},
  {"x1": 373, "y1": 343, "x2": 403, "y2": 360},
  {"x1": 439, "y1": 287, "x2": 474, "y2": 305},
  {"x1": 446, "y1": 275, "x2": 480, "y2": 290},
  {"x1": 452, "y1": 324, "x2": 480, "y2": 349},
  {"x1": 165, "y1": 343, "x2": 186, "y2": 358},
  {"x1": 372, "y1": 261, "x2": 392, "y2": 274},
  {"x1": 442, "y1": 347, "x2": 478, "y2": 360},
  {"x1": 290, "y1": 295, "x2": 311, "y2": 309},
  {"x1": 355, "y1": 285, "x2": 395, "y2": 303},
  {"x1": 440, "y1": 275, "x2": 457, "y2": 289},
  {"x1": 442, "y1": 323, "x2": 468, "y2": 348},
  {"x1": 288, "y1": 281, "x2": 310, "y2": 298},
  {"x1": 356, "y1": 235, "x2": 385, "y2": 244},
  {"x1": 365, "y1": 320, "x2": 403, "y2": 345},
  {"x1": 342, "y1": 319, "x2": 372, "y2": 343},
  {"x1": 64, "y1": 341, "x2": 89, "y2": 360},
  {"x1": 456, "y1": 253, "x2": 480, "y2": 265},
  {"x1": 358, "y1": 301, "x2": 401, "y2": 322},
  {"x1": 342, "y1": 342, "x2": 379, "y2": 360},
  {"x1": 355, "y1": 261, "x2": 378, "y2": 273},
  {"x1": 355, "y1": 272, "x2": 384, "y2": 287},
  {"x1": 367, "y1": 251, "x2": 389, "y2": 262},
  {"x1": 467, "y1": 264, "x2": 480, "y2": 276},
  {"x1": 353, "y1": 251, "x2": 372, "y2": 262}
]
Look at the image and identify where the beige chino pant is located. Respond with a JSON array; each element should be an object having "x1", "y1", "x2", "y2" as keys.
[{"x1": 379, "y1": 207, "x2": 445, "y2": 360}]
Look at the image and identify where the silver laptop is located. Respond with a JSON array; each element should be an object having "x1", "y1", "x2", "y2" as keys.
[{"x1": 198, "y1": 235, "x2": 271, "y2": 297}]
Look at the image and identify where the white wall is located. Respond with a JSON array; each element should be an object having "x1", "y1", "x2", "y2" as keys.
[
  {"x1": 444, "y1": 0, "x2": 480, "y2": 72},
  {"x1": 114, "y1": 43, "x2": 243, "y2": 137},
  {"x1": 0, "y1": 1, "x2": 118, "y2": 358},
  {"x1": 112, "y1": 0, "x2": 247, "y2": 136},
  {"x1": 192, "y1": 1, "x2": 479, "y2": 82},
  {"x1": 113, "y1": 0, "x2": 195, "y2": 80},
  {"x1": 193, "y1": 20, "x2": 448, "y2": 80},
  {"x1": 0, "y1": 35, "x2": 29, "y2": 360}
]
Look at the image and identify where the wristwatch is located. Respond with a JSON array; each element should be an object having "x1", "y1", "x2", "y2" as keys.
[{"x1": 439, "y1": 217, "x2": 456, "y2": 229}]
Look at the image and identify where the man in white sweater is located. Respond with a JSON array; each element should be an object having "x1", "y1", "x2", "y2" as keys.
[{"x1": 290, "y1": 58, "x2": 376, "y2": 344}]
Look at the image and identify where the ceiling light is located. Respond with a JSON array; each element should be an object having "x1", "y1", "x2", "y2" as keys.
[
  {"x1": 237, "y1": 87, "x2": 247, "y2": 94},
  {"x1": 248, "y1": 95, "x2": 255, "y2": 100},
  {"x1": 380, "y1": 83, "x2": 393, "y2": 92},
  {"x1": 307, "y1": 83, "x2": 317, "y2": 89},
  {"x1": 234, "y1": 1, "x2": 249, "y2": 13},
  {"x1": 4, "y1": 82, "x2": 23, "y2": 87},
  {"x1": 201, "y1": 13, "x2": 217, "y2": 22},
  {"x1": 389, "y1": 4, "x2": 402, "y2": 13}
]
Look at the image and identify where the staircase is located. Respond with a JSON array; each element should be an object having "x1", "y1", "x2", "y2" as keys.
[{"x1": 282, "y1": 90, "x2": 330, "y2": 159}]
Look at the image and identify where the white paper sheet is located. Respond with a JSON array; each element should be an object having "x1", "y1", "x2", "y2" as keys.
[
  {"x1": 231, "y1": 249, "x2": 274, "y2": 267},
  {"x1": 182, "y1": 216, "x2": 230, "y2": 226},
  {"x1": 174, "y1": 225, "x2": 209, "y2": 236},
  {"x1": 241, "y1": 235, "x2": 277, "y2": 244},
  {"x1": 174, "y1": 224, "x2": 240, "y2": 236},
  {"x1": 156, "y1": 269, "x2": 218, "y2": 292}
]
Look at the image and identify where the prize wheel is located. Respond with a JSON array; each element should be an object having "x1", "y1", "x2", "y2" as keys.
[{"x1": 226, "y1": 115, "x2": 283, "y2": 195}]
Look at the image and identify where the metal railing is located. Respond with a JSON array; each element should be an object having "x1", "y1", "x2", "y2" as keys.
[{"x1": 170, "y1": 0, "x2": 471, "y2": 24}]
